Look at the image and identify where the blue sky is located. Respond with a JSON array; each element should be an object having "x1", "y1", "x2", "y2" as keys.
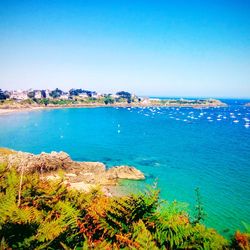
[{"x1": 0, "y1": 0, "x2": 250, "y2": 97}]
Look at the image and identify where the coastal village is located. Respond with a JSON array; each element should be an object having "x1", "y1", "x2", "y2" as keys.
[
  {"x1": 0, "y1": 88, "x2": 226, "y2": 108},
  {"x1": 0, "y1": 88, "x2": 138, "y2": 102}
]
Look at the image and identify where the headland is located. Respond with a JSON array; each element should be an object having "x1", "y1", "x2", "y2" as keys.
[{"x1": 0, "y1": 88, "x2": 227, "y2": 115}]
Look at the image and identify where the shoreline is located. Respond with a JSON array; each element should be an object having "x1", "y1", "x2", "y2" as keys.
[
  {"x1": 0, "y1": 106, "x2": 46, "y2": 115},
  {"x1": 0, "y1": 102, "x2": 228, "y2": 116}
]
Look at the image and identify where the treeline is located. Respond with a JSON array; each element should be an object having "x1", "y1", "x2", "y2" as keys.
[
  {"x1": 0, "y1": 88, "x2": 139, "y2": 105},
  {"x1": 0, "y1": 163, "x2": 249, "y2": 249}
]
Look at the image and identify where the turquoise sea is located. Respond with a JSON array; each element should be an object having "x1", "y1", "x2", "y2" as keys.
[{"x1": 0, "y1": 99, "x2": 249, "y2": 237}]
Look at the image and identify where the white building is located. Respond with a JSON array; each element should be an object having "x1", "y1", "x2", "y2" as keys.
[
  {"x1": 92, "y1": 92, "x2": 103, "y2": 99},
  {"x1": 60, "y1": 94, "x2": 69, "y2": 100},
  {"x1": 78, "y1": 93, "x2": 89, "y2": 98},
  {"x1": 45, "y1": 89, "x2": 52, "y2": 99},
  {"x1": 10, "y1": 90, "x2": 28, "y2": 100},
  {"x1": 141, "y1": 98, "x2": 150, "y2": 104},
  {"x1": 111, "y1": 94, "x2": 119, "y2": 99},
  {"x1": 34, "y1": 90, "x2": 42, "y2": 99}
]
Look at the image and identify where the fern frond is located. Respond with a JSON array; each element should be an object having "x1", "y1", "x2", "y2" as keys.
[{"x1": 132, "y1": 220, "x2": 158, "y2": 249}]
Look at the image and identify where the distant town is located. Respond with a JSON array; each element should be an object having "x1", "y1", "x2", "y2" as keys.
[
  {"x1": 0, "y1": 88, "x2": 140, "y2": 104},
  {"x1": 0, "y1": 88, "x2": 226, "y2": 109}
]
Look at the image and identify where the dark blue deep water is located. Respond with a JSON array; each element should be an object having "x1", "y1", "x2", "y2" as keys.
[{"x1": 0, "y1": 99, "x2": 249, "y2": 236}]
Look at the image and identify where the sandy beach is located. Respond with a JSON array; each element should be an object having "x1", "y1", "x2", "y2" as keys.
[
  {"x1": 0, "y1": 105, "x2": 112, "y2": 116},
  {"x1": 0, "y1": 107, "x2": 46, "y2": 115}
]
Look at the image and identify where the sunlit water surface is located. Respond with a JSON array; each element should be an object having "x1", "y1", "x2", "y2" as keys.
[{"x1": 0, "y1": 99, "x2": 249, "y2": 237}]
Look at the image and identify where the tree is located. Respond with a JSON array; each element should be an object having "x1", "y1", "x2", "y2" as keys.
[
  {"x1": 104, "y1": 96, "x2": 114, "y2": 105},
  {"x1": 116, "y1": 91, "x2": 132, "y2": 103},
  {"x1": 116, "y1": 91, "x2": 131, "y2": 99},
  {"x1": 69, "y1": 89, "x2": 94, "y2": 97},
  {"x1": 41, "y1": 90, "x2": 46, "y2": 98},
  {"x1": 50, "y1": 88, "x2": 63, "y2": 98},
  {"x1": 69, "y1": 88, "x2": 80, "y2": 96},
  {"x1": 0, "y1": 89, "x2": 7, "y2": 100},
  {"x1": 2, "y1": 90, "x2": 10, "y2": 99},
  {"x1": 27, "y1": 91, "x2": 35, "y2": 99}
]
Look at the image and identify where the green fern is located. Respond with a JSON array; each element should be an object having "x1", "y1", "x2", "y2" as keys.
[
  {"x1": 0, "y1": 162, "x2": 233, "y2": 249},
  {"x1": 132, "y1": 220, "x2": 158, "y2": 249}
]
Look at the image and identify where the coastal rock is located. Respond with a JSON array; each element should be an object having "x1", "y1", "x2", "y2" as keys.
[
  {"x1": 0, "y1": 150, "x2": 73, "y2": 173},
  {"x1": 77, "y1": 162, "x2": 106, "y2": 173},
  {"x1": 0, "y1": 148, "x2": 145, "y2": 194},
  {"x1": 106, "y1": 166, "x2": 145, "y2": 180}
]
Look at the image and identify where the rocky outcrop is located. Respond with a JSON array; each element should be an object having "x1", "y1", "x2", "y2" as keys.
[
  {"x1": 0, "y1": 150, "x2": 73, "y2": 173},
  {"x1": 106, "y1": 166, "x2": 145, "y2": 180},
  {"x1": 77, "y1": 162, "x2": 106, "y2": 174},
  {"x1": 0, "y1": 148, "x2": 145, "y2": 195}
]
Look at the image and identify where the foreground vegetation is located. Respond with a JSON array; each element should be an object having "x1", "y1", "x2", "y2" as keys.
[{"x1": 0, "y1": 164, "x2": 249, "y2": 249}]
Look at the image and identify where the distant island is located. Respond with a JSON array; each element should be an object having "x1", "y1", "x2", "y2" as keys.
[{"x1": 0, "y1": 88, "x2": 226, "y2": 114}]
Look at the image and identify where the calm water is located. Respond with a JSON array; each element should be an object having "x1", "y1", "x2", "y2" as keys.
[{"x1": 0, "y1": 99, "x2": 249, "y2": 236}]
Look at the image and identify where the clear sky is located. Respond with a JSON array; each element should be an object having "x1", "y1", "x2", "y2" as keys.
[{"x1": 0, "y1": 0, "x2": 250, "y2": 97}]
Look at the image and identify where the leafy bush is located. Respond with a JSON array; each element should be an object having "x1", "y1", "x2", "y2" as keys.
[
  {"x1": 38, "y1": 98, "x2": 50, "y2": 106},
  {"x1": 103, "y1": 96, "x2": 114, "y2": 105}
]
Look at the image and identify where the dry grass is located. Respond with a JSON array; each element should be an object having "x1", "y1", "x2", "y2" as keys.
[{"x1": 0, "y1": 148, "x2": 16, "y2": 155}]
